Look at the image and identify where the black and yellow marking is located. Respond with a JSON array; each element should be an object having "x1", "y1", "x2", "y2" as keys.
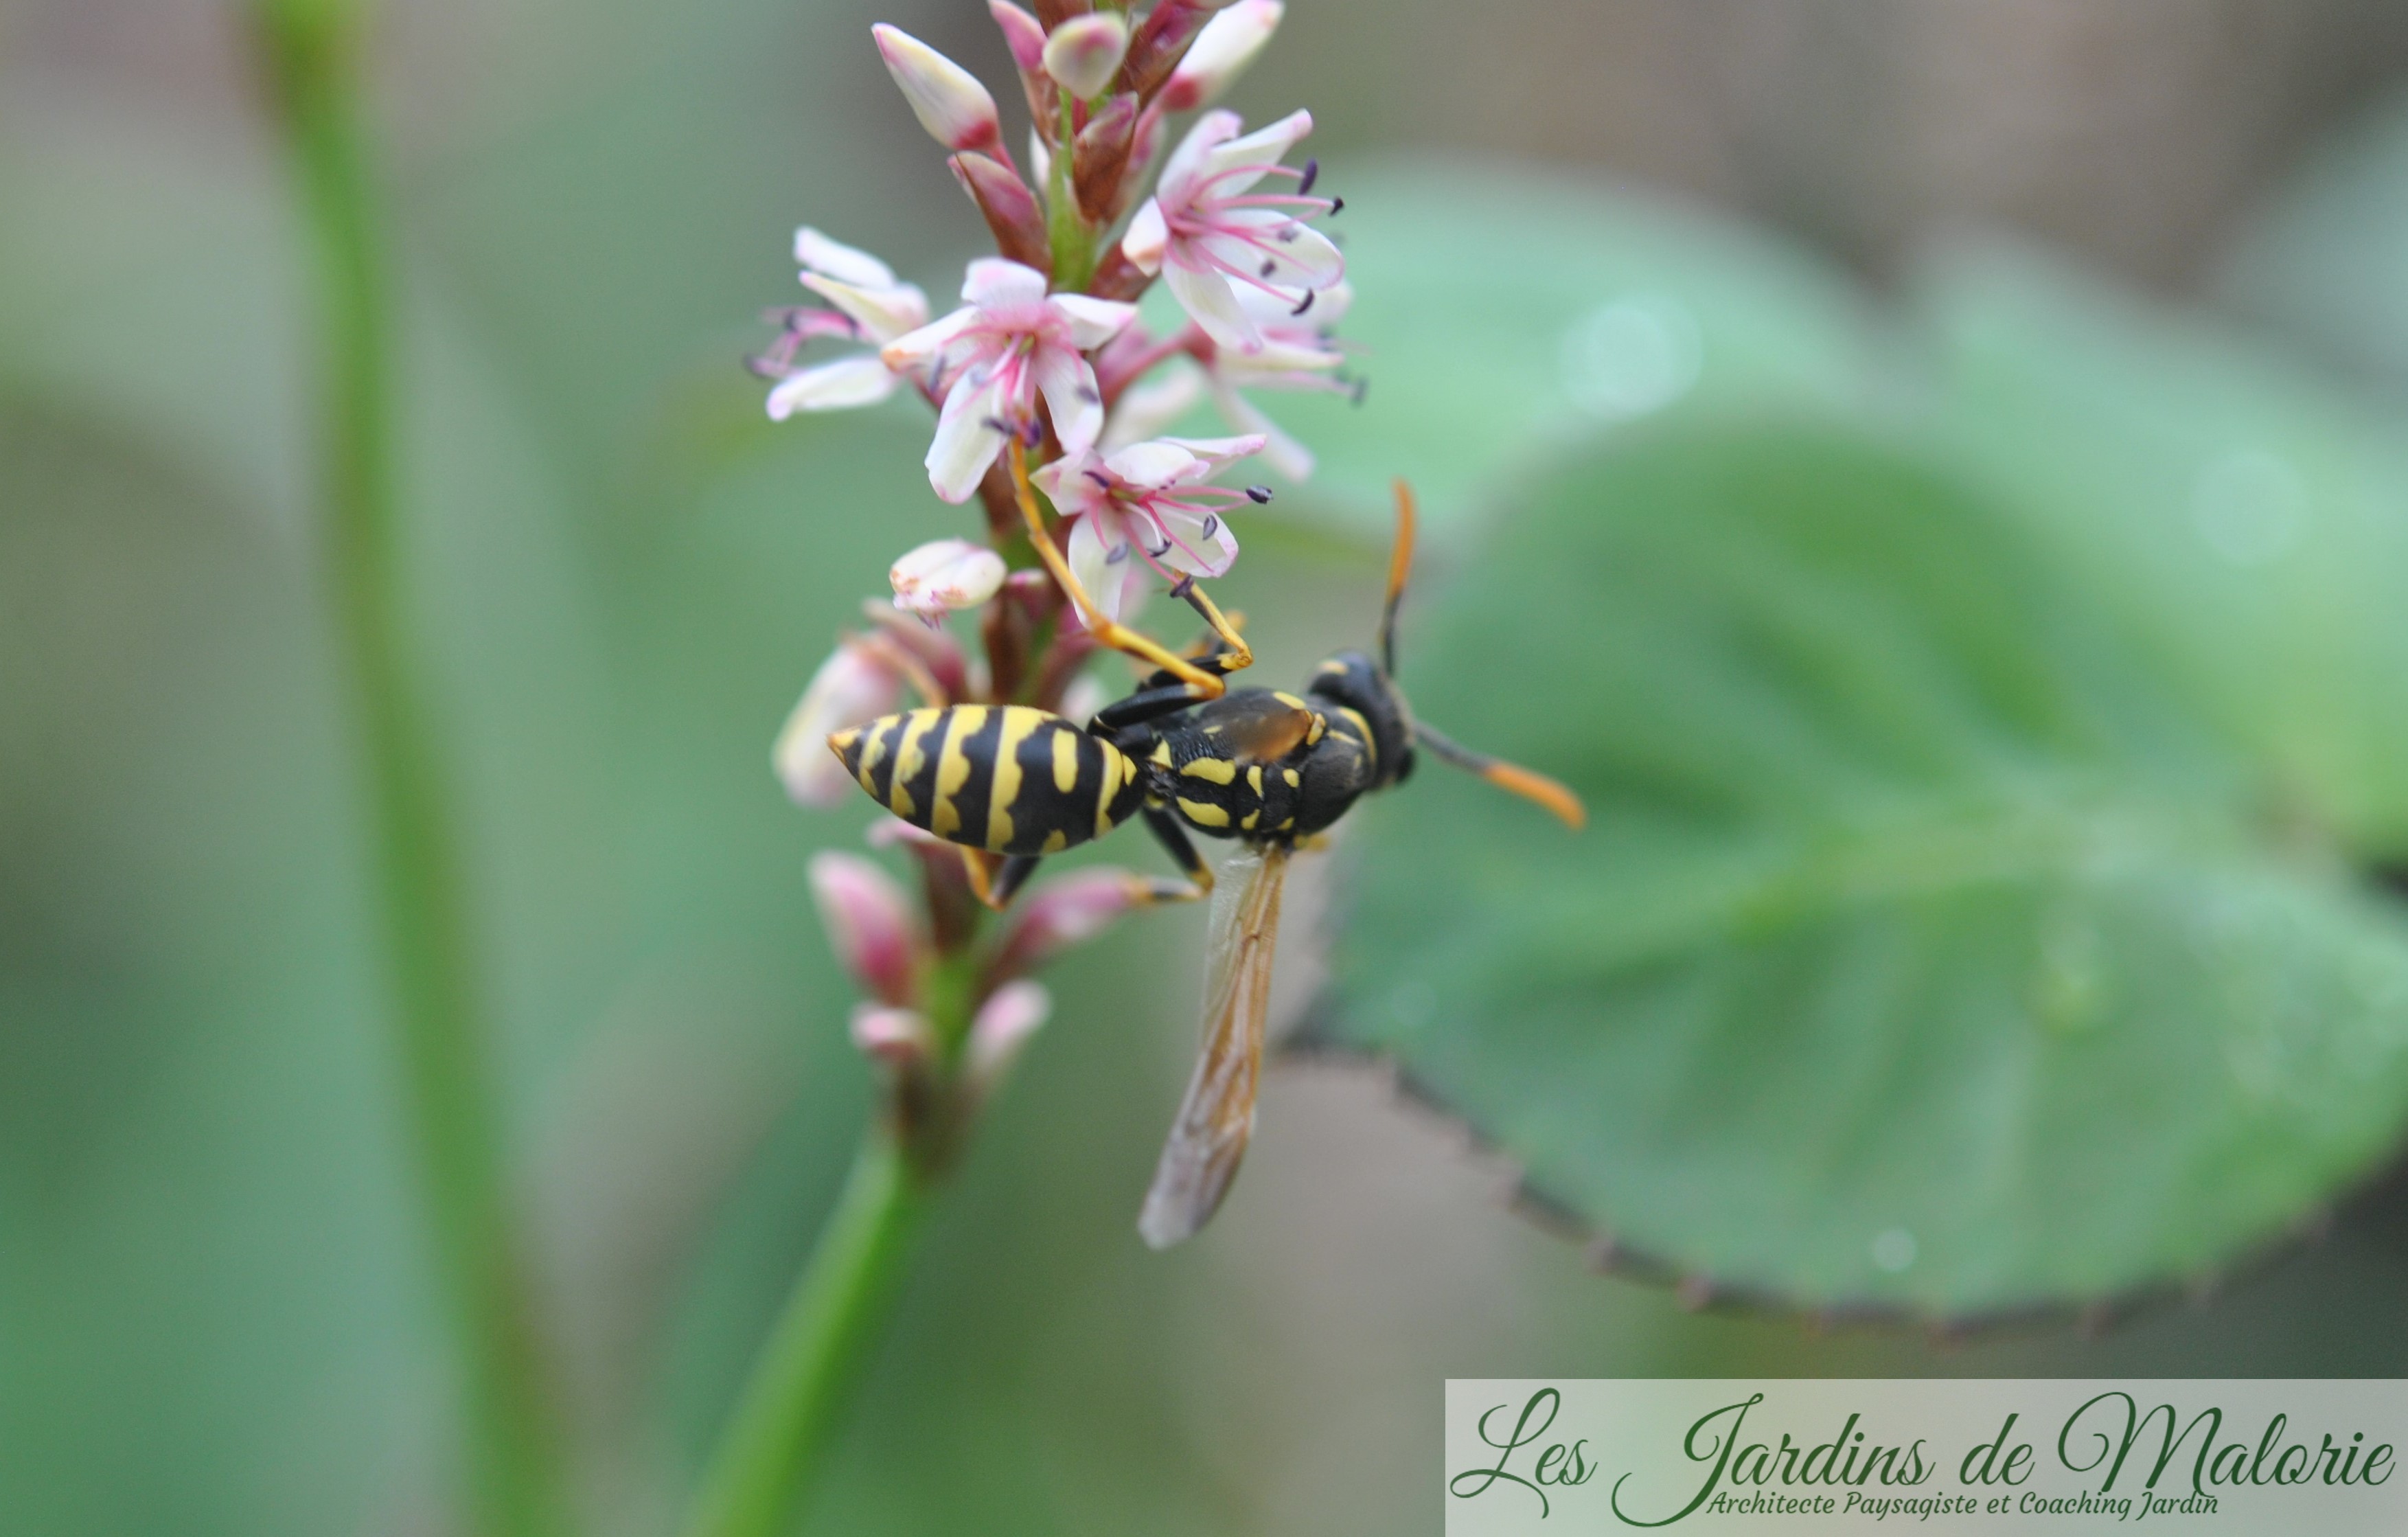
[{"x1": 831, "y1": 705, "x2": 1147, "y2": 856}]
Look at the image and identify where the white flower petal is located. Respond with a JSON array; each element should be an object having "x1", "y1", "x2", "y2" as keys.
[
  {"x1": 1153, "y1": 505, "x2": 1239, "y2": 577},
  {"x1": 961, "y1": 256, "x2": 1048, "y2": 310},
  {"x1": 801, "y1": 273, "x2": 931, "y2": 345},
  {"x1": 1198, "y1": 109, "x2": 1313, "y2": 194},
  {"x1": 1156, "y1": 433, "x2": 1267, "y2": 476},
  {"x1": 1102, "y1": 439, "x2": 1204, "y2": 488},
  {"x1": 1041, "y1": 12, "x2": 1130, "y2": 100},
  {"x1": 926, "y1": 375, "x2": 1009, "y2": 503},
  {"x1": 1165, "y1": 262, "x2": 1261, "y2": 351},
  {"x1": 1158, "y1": 109, "x2": 1241, "y2": 196},
  {"x1": 1066, "y1": 512, "x2": 1132, "y2": 628},
  {"x1": 1048, "y1": 293, "x2": 1141, "y2": 351},
  {"x1": 1120, "y1": 198, "x2": 1168, "y2": 275},
  {"x1": 880, "y1": 305, "x2": 979, "y2": 377},
  {"x1": 793, "y1": 228, "x2": 898, "y2": 288},
  {"x1": 766, "y1": 354, "x2": 900, "y2": 418},
  {"x1": 891, "y1": 537, "x2": 1007, "y2": 616},
  {"x1": 1031, "y1": 448, "x2": 1108, "y2": 520},
  {"x1": 775, "y1": 643, "x2": 901, "y2": 806},
  {"x1": 1033, "y1": 347, "x2": 1105, "y2": 456}
]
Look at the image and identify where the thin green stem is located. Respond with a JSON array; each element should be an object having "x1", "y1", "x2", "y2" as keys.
[
  {"x1": 254, "y1": 5, "x2": 569, "y2": 1537},
  {"x1": 677, "y1": 1130, "x2": 932, "y2": 1537},
  {"x1": 1047, "y1": 91, "x2": 1097, "y2": 291}
]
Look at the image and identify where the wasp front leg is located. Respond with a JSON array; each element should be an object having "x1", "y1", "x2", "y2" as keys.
[
  {"x1": 959, "y1": 850, "x2": 1044, "y2": 912},
  {"x1": 1140, "y1": 804, "x2": 1215, "y2": 901}
]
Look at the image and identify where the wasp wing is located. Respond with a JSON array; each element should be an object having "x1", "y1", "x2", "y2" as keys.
[{"x1": 1137, "y1": 843, "x2": 1290, "y2": 1249}]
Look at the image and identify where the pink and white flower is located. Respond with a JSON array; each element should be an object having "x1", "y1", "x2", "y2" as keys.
[
  {"x1": 882, "y1": 258, "x2": 1138, "y2": 503},
  {"x1": 1121, "y1": 109, "x2": 1342, "y2": 352},
  {"x1": 871, "y1": 24, "x2": 1002, "y2": 154},
  {"x1": 1102, "y1": 282, "x2": 1356, "y2": 480},
  {"x1": 888, "y1": 537, "x2": 1007, "y2": 622},
  {"x1": 759, "y1": 229, "x2": 929, "y2": 420},
  {"x1": 1030, "y1": 434, "x2": 1266, "y2": 625}
]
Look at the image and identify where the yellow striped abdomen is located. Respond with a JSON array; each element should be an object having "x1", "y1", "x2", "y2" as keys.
[{"x1": 827, "y1": 705, "x2": 1148, "y2": 856}]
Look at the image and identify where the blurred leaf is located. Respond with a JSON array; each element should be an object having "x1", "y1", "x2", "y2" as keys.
[
  {"x1": 1919, "y1": 247, "x2": 2408, "y2": 856},
  {"x1": 1138, "y1": 161, "x2": 1888, "y2": 540},
  {"x1": 1327, "y1": 416, "x2": 2408, "y2": 1316}
]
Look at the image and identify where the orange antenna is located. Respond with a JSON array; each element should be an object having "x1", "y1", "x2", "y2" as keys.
[
  {"x1": 1414, "y1": 722, "x2": 1587, "y2": 830},
  {"x1": 1379, "y1": 479, "x2": 1417, "y2": 676}
]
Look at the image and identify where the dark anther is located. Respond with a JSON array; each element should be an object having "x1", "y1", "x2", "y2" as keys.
[
  {"x1": 1245, "y1": 486, "x2": 1273, "y2": 503},
  {"x1": 1350, "y1": 377, "x2": 1369, "y2": 406},
  {"x1": 1298, "y1": 157, "x2": 1319, "y2": 195},
  {"x1": 1329, "y1": 195, "x2": 1345, "y2": 215},
  {"x1": 1290, "y1": 289, "x2": 1316, "y2": 317},
  {"x1": 1105, "y1": 542, "x2": 1132, "y2": 565},
  {"x1": 983, "y1": 416, "x2": 1014, "y2": 435},
  {"x1": 1274, "y1": 226, "x2": 1298, "y2": 243},
  {"x1": 1077, "y1": 385, "x2": 1101, "y2": 402},
  {"x1": 1200, "y1": 514, "x2": 1221, "y2": 539},
  {"x1": 1261, "y1": 258, "x2": 1278, "y2": 277},
  {"x1": 1021, "y1": 419, "x2": 1044, "y2": 448},
  {"x1": 1085, "y1": 468, "x2": 1114, "y2": 488},
  {"x1": 744, "y1": 354, "x2": 783, "y2": 379},
  {"x1": 1168, "y1": 575, "x2": 1196, "y2": 599}
]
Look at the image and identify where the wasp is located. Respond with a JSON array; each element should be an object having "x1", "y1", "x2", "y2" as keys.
[{"x1": 828, "y1": 468, "x2": 1583, "y2": 1245}]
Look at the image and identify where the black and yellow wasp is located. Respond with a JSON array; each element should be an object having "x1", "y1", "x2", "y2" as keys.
[{"x1": 828, "y1": 475, "x2": 1583, "y2": 1246}]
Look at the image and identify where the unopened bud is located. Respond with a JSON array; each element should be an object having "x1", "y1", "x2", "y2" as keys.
[
  {"x1": 987, "y1": 0, "x2": 1048, "y2": 69},
  {"x1": 872, "y1": 23, "x2": 1001, "y2": 152},
  {"x1": 966, "y1": 980, "x2": 1051, "y2": 1086},
  {"x1": 1042, "y1": 12, "x2": 1129, "y2": 100},
  {"x1": 810, "y1": 852, "x2": 923, "y2": 1005},
  {"x1": 889, "y1": 538, "x2": 1008, "y2": 622},
  {"x1": 948, "y1": 151, "x2": 1053, "y2": 273},
  {"x1": 990, "y1": 867, "x2": 1186, "y2": 979},
  {"x1": 849, "y1": 1002, "x2": 937, "y2": 1067},
  {"x1": 1073, "y1": 93, "x2": 1140, "y2": 222},
  {"x1": 775, "y1": 639, "x2": 904, "y2": 806},
  {"x1": 1160, "y1": 0, "x2": 1281, "y2": 111}
]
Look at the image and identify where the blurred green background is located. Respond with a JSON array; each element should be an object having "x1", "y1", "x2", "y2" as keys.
[{"x1": 21, "y1": 1, "x2": 2408, "y2": 1534}]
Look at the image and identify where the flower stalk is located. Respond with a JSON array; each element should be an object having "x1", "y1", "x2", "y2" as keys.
[
  {"x1": 253, "y1": 5, "x2": 567, "y2": 1537},
  {"x1": 700, "y1": 1, "x2": 1345, "y2": 1527}
]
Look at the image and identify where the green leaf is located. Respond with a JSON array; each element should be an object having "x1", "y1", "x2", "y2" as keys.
[
  {"x1": 1327, "y1": 416, "x2": 2408, "y2": 1316},
  {"x1": 1920, "y1": 247, "x2": 2408, "y2": 856},
  {"x1": 1138, "y1": 161, "x2": 1885, "y2": 540}
]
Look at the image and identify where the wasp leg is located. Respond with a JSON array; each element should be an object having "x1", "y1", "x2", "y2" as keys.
[
  {"x1": 1141, "y1": 804, "x2": 1215, "y2": 899},
  {"x1": 1090, "y1": 683, "x2": 1205, "y2": 736},
  {"x1": 1169, "y1": 576, "x2": 1252, "y2": 677},
  {"x1": 960, "y1": 849, "x2": 1044, "y2": 911},
  {"x1": 1008, "y1": 441, "x2": 1243, "y2": 699}
]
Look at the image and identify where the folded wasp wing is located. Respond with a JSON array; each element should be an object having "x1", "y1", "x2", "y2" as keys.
[{"x1": 1137, "y1": 843, "x2": 1290, "y2": 1249}]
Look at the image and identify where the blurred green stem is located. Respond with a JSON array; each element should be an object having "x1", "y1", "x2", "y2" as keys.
[
  {"x1": 255, "y1": 5, "x2": 568, "y2": 1537},
  {"x1": 678, "y1": 1130, "x2": 932, "y2": 1537}
]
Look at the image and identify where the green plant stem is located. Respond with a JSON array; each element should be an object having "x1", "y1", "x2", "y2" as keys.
[
  {"x1": 678, "y1": 1130, "x2": 932, "y2": 1537},
  {"x1": 255, "y1": 6, "x2": 568, "y2": 1537}
]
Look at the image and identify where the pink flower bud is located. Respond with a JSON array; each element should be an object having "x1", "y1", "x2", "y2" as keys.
[
  {"x1": 1042, "y1": 12, "x2": 1130, "y2": 100},
  {"x1": 987, "y1": 0, "x2": 1047, "y2": 70},
  {"x1": 775, "y1": 639, "x2": 903, "y2": 807},
  {"x1": 966, "y1": 979, "x2": 1051, "y2": 1085},
  {"x1": 989, "y1": 867, "x2": 1190, "y2": 980},
  {"x1": 872, "y1": 23, "x2": 1002, "y2": 152},
  {"x1": 948, "y1": 151, "x2": 1053, "y2": 273},
  {"x1": 810, "y1": 851, "x2": 924, "y2": 1005},
  {"x1": 1160, "y1": 0, "x2": 1281, "y2": 111},
  {"x1": 889, "y1": 538, "x2": 1008, "y2": 622},
  {"x1": 849, "y1": 1002, "x2": 936, "y2": 1067}
]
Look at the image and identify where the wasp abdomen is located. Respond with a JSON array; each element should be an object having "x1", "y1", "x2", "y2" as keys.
[{"x1": 829, "y1": 705, "x2": 1146, "y2": 856}]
